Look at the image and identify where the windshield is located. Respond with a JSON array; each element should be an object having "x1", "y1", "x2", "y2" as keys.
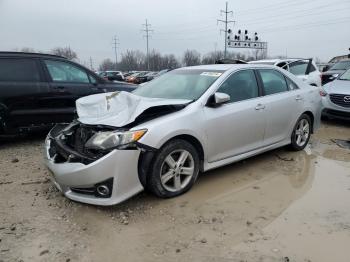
[
  {"x1": 133, "y1": 69, "x2": 224, "y2": 100},
  {"x1": 330, "y1": 61, "x2": 350, "y2": 70},
  {"x1": 339, "y1": 69, "x2": 350, "y2": 81}
]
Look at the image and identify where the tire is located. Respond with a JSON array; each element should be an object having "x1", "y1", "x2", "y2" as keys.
[
  {"x1": 147, "y1": 139, "x2": 200, "y2": 198},
  {"x1": 290, "y1": 114, "x2": 312, "y2": 151}
]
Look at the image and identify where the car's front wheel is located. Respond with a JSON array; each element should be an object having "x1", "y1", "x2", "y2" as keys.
[
  {"x1": 147, "y1": 139, "x2": 200, "y2": 198},
  {"x1": 290, "y1": 114, "x2": 312, "y2": 151}
]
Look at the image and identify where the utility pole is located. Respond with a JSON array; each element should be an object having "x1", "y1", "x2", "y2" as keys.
[
  {"x1": 217, "y1": 2, "x2": 234, "y2": 58},
  {"x1": 142, "y1": 19, "x2": 153, "y2": 70},
  {"x1": 112, "y1": 36, "x2": 120, "y2": 70}
]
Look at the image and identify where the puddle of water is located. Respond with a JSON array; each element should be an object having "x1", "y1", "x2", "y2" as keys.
[{"x1": 231, "y1": 157, "x2": 350, "y2": 262}]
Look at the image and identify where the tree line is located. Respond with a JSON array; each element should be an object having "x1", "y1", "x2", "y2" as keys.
[
  {"x1": 99, "y1": 49, "x2": 267, "y2": 71},
  {"x1": 16, "y1": 46, "x2": 267, "y2": 71}
]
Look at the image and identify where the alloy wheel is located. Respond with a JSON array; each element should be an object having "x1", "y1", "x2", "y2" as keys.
[
  {"x1": 160, "y1": 149, "x2": 195, "y2": 192},
  {"x1": 295, "y1": 118, "x2": 310, "y2": 147}
]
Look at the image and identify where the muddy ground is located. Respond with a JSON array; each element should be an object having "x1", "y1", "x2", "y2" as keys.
[{"x1": 1, "y1": 120, "x2": 350, "y2": 262}]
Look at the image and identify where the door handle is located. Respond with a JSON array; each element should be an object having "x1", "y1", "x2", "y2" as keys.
[
  {"x1": 295, "y1": 95, "x2": 303, "y2": 101},
  {"x1": 255, "y1": 104, "x2": 265, "y2": 110}
]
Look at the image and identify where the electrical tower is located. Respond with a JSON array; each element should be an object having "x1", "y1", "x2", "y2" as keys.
[
  {"x1": 217, "y1": 2, "x2": 234, "y2": 58},
  {"x1": 142, "y1": 19, "x2": 153, "y2": 70},
  {"x1": 112, "y1": 36, "x2": 120, "y2": 70}
]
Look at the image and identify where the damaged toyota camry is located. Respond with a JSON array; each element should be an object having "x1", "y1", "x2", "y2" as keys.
[{"x1": 44, "y1": 64, "x2": 322, "y2": 205}]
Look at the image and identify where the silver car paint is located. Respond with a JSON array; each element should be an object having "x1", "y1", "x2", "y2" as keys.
[
  {"x1": 134, "y1": 65, "x2": 321, "y2": 167},
  {"x1": 45, "y1": 64, "x2": 322, "y2": 205}
]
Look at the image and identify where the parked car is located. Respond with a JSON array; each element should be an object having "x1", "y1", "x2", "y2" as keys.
[
  {"x1": 135, "y1": 71, "x2": 158, "y2": 84},
  {"x1": 249, "y1": 58, "x2": 321, "y2": 87},
  {"x1": 99, "y1": 71, "x2": 125, "y2": 82},
  {"x1": 45, "y1": 64, "x2": 321, "y2": 206},
  {"x1": 321, "y1": 68, "x2": 350, "y2": 120},
  {"x1": 147, "y1": 69, "x2": 171, "y2": 81},
  {"x1": 126, "y1": 72, "x2": 148, "y2": 84},
  {"x1": 321, "y1": 59, "x2": 350, "y2": 85},
  {"x1": 0, "y1": 52, "x2": 136, "y2": 135}
]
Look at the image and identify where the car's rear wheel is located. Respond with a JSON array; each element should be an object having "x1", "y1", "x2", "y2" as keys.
[
  {"x1": 290, "y1": 114, "x2": 311, "y2": 151},
  {"x1": 147, "y1": 139, "x2": 200, "y2": 198}
]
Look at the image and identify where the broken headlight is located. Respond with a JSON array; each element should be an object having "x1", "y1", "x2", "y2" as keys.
[{"x1": 85, "y1": 129, "x2": 147, "y2": 150}]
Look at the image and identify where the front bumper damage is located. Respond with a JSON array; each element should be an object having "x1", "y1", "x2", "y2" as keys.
[{"x1": 44, "y1": 123, "x2": 144, "y2": 206}]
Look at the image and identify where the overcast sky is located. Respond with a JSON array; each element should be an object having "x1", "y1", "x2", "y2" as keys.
[{"x1": 1, "y1": 0, "x2": 349, "y2": 68}]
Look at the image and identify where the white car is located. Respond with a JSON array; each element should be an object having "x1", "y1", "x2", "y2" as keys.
[
  {"x1": 45, "y1": 64, "x2": 322, "y2": 206},
  {"x1": 249, "y1": 59, "x2": 321, "y2": 87},
  {"x1": 321, "y1": 68, "x2": 350, "y2": 120}
]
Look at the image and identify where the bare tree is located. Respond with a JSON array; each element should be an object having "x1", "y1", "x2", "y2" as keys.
[
  {"x1": 148, "y1": 50, "x2": 163, "y2": 71},
  {"x1": 51, "y1": 47, "x2": 78, "y2": 60},
  {"x1": 20, "y1": 47, "x2": 36, "y2": 53},
  {"x1": 201, "y1": 51, "x2": 225, "y2": 64},
  {"x1": 182, "y1": 49, "x2": 201, "y2": 66},
  {"x1": 118, "y1": 50, "x2": 145, "y2": 71},
  {"x1": 98, "y1": 59, "x2": 116, "y2": 71},
  {"x1": 161, "y1": 54, "x2": 180, "y2": 69}
]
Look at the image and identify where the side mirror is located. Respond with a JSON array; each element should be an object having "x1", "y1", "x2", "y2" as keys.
[{"x1": 206, "y1": 92, "x2": 230, "y2": 107}]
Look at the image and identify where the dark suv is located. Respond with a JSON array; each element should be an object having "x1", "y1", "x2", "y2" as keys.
[{"x1": 0, "y1": 52, "x2": 136, "y2": 135}]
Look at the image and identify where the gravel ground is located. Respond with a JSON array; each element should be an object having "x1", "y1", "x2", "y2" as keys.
[{"x1": 0, "y1": 120, "x2": 350, "y2": 262}]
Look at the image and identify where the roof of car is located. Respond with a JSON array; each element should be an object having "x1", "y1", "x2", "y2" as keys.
[
  {"x1": 0, "y1": 51, "x2": 65, "y2": 59},
  {"x1": 179, "y1": 63, "x2": 273, "y2": 71},
  {"x1": 250, "y1": 58, "x2": 311, "y2": 64}
]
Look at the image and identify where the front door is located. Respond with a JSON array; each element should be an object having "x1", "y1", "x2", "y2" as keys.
[
  {"x1": 203, "y1": 69, "x2": 265, "y2": 163},
  {"x1": 42, "y1": 59, "x2": 95, "y2": 123}
]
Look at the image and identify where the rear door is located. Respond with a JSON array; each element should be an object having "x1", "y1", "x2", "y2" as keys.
[
  {"x1": 203, "y1": 69, "x2": 265, "y2": 162},
  {"x1": 256, "y1": 69, "x2": 303, "y2": 146},
  {"x1": 0, "y1": 57, "x2": 51, "y2": 129},
  {"x1": 42, "y1": 59, "x2": 96, "y2": 123}
]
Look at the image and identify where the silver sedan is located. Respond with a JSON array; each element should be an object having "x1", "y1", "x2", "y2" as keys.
[{"x1": 45, "y1": 64, "x2": 322, "y2": 206}]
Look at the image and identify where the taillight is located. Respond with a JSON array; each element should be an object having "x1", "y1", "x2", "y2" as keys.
[{"x1": 319, "y1": 90, "x2": 327, "y2": 96}]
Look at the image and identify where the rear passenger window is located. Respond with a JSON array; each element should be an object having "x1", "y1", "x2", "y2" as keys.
[
  {"x1": 217, "y1": 70, "x2": 259, "y2": 103},
  {"x1": 288, "y1": 61, "x2": 308, "y2": 75},
  {"x1": 0, "y1": 58, "x2": 40, "y2": 82},
  {"x1": 259, "y1": 70, "x2": 288, "y2": 95}
]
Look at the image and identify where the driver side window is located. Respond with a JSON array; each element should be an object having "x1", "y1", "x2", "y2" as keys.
[
  {"x1": 217, "y1": 70, "x2": 259, "y2": 103},
  {"x1": 44, "y1": 60, "x2": 90, "y2": 83}
]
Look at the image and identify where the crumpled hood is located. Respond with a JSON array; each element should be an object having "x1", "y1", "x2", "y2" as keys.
[{"x1": 76, "y1": 91, "x2": 191, "y2": 127}]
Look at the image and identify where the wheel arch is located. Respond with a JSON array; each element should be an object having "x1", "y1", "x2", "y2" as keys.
[
  {"x1": 137, "y1": 134, "x2": 205, "y2": 188},
  {"x1": 301, "y1": 110, "x2": 315, "y2": 133}
]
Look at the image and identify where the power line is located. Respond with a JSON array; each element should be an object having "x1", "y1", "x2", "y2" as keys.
[
  {"x1": 142, "y1": 19, "x2": 153, "y2": 70},
  {"x1": 112, "y1": 36, "x2": 120, "y2": 70},
  {"x1": 217, "y1": 2, "x2": 234, "y2": 58}
]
